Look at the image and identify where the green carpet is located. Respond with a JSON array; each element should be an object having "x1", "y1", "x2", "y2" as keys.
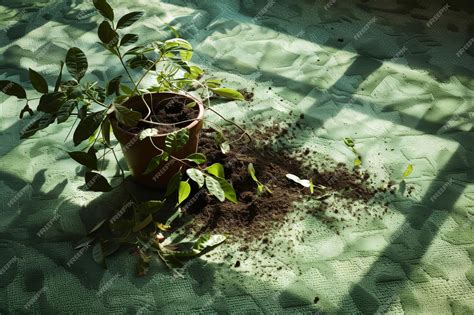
[{"x1": 0, "y1": 0, "x2": 473, "y2": 313}]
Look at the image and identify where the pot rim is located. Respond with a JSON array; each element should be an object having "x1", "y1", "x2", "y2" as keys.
[{"x1": 110, "y1": 92, "x2": 204, "y2": 138}]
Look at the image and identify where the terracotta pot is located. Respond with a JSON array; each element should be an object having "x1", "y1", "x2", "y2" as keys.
[{"x1": 110, "y1": 92, "x2": 204, "y2": 188}]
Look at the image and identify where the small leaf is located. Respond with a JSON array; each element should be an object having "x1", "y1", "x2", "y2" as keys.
[
  {"x1": 193, "y1": 234, "x2": 226, "y2": 252},
  {"x1": 28, "y1": 68, "x2": 48, "y2": 93},
  {"x1": 354, "y1": 157, "x2": 362, "y2": 167},
  {"x1": 211, "y1": 88, "x2": 245, "y2": 101},
  {"x1": 215, "y1": 177, "x2": 237, "y2": 203},
  {"x1": 206, "y1": 163, "x2": 225, "y2": 178},
  {"x1": 286, "y1": 173, "x2": 310, "y2": 188},
  {"x1": 54, "y1": 61, "x2": 64, "y2": 92},
  {"x1": 139, "y1": 128, "x2": 158, "y2": 141},
  {"x1": 117, "y1": 11, "x2": 144, "y2": 29},
  {"x1": 93, "y1": 0, "x2": 114, "y2": 21},
  {"x1": 165, "y1": 171, "x2": 182, "y2": 197},
  {"x1": 57, "y1": 99, "x2": 77, "y2": 123},
  {"x1": 344, "y1": 137, "x2": 355, "y2": 148},
  {"x1": 120, "y1": 33, "x2": 139, "y2": 46},
  {"x1": 84, "y1": 171, "x2": 113, "y2": 192},
  {"x1": 205, "y1": 176, "x2": 225, "y2": 202},
  {"x1": 37, "y1": 92, "x2": 67, "y2": 114},
  {"x1": 143, "y1": 154, "x2": 164, "y2": 175},
  {"x1": 0, "y1": 80, "x2": 26, "y2": 99},
  {"x1": 101, "y1": 118, "x2": 111, "y2": 145},
  {"x1": 74, "y1": 111, "x2": 105, "y2": 146},
  {"x1": 248, "y1": 163, "x2": 258, "y2": 182},
  {"x1": 136, "y1": 200, "x2": 164, "y2": 216},
  {"x1": 106, "y1": 75, "x2": 122, "y2": 96},
  {"x1": 92, "y1": 242, "x2": 106, "y2": 268},
  {"x1": 65, "y1": 47, "x2": 88, "y2": 82},
  {"x1": 68, "y1": 150, "x2": 98, "y2": 170},
  {"x1": 114, "y1": 104, "x2": 142, "y2": 127},
  {"x1": 185, "y1": 101, "x2": 196, "y2": 109},
  {"x1": 20, "y1": 113, "x2": 55, "y2": 139},
  {"x1": 88, "y1": 219, "x2": 107, "y2": 234},
  {"x1": 186, "y1": 168, "x2": 205, "y2": 188},
  {"x1": 165, "y1": 129, "x2": 189, "y2": 153},
  {"x1": 98, "y1": 21, "x2": 118, "y2": 46},
  {"x1": 185, "y1": 153, "x2": 206, "y2": 164},
  {"x1": 74, "y1": 236, "x2": 95, "y2": 249},
  {"x1": 178, "y1": 181, "x2": 191, "y2": 204},
  {"x1": 133, "y1": 214, "x2": 153, "y2": 232},
  {"x1": 220, "y1": 141, "x2": 230, "y2": 154},
  {"x1": 309, "y1": 178, "x2": 314, "y2": 194},
  {"x1": 403, "y1": 164, "x2": 413, "y2": 178}
]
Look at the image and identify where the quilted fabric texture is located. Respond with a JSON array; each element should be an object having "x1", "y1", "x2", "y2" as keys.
[{"x1": 0, "y1": 0, "x2": 473, "y2": 313}]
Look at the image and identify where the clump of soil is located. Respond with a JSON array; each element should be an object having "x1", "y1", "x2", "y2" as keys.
[
  {"x1": 182, "y1": 129, "x2": 392, "y2": 242},
  {"x1": 238, "y1": 88, "x2": 255, "y2": 102}
]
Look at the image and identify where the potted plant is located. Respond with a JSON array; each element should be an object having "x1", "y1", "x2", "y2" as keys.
[{"x1": 0, "y1": 0, "x2": 250, "y2": 272}]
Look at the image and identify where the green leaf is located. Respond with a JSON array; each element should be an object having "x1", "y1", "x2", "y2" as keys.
[
  {"x1": 178, "y1": 181, "x2": 191, "y2": 204},
  {"x1": 165, "y1": 171, "x2": 182, "y2": 197},
  {"x1": 344, "y1": 137, "x2": 355, "y2": 148},
  {"x1": 20, "y1": 113, "x2": 55, "y2": 139},
  {"x1": 37, "y1": 92, "x2": 66, "y2": 114},
  {"x1": 403, "y1": 164, "x2": 413, "y2": 178},
  {"x1": 65, "y1": 47, "x2": 88, "y2": 82},
  {"x1": 206, "y1": 163, "x2": 225, "y2": 178},
  {"x1": 120, "y1": 33, "x2": 139, "y2": 46},
  {"x1": 57, "y1": 99, "x2": 77, "y2": 123},
  {"x1": 0, "y1": 80, "x2": 26, "y2": 99},
  {"x1": 205, "y1": 79, "x2": 222, "y2": 89},
  {"x1": 68, "y1": 150, "x2": 98, "y2": 170},
  {"x1": 92, "y1": 242, "x2": 107, "y2": 268},
  {"x1": 193, "y1": 234, "x2": 226, "y2": 252},
  {"x1": 205, "y1": 176, "x2": 225, "y2": 202},
  {"x1": 88, "y1": 219, "x2": 107, "y2": 234},
  {"x1": 220, "y1": 141, "x2": 230, "y2": 154},
  {"x1": 54, "y1": 61, "x2": 64, "y2": 92},
  {"x1": 136, "y1": 200, "x2": 164, "y2": 216},
  {"x1": 143, "y1": 153, "x2": 164, "y2": 175},
  {"x1": 114, "y1": 104, "x2": 142, "y2": 127},
  {"x1": 120, "y1": 84, "x2": 134, "y2": 95},
  {"x1": 215, "y1": 177, "x2": 237, "y2": 203},
  {"x1": 73, "y1": 111, "x2": 105, "y2": 146},
  {"x1": 106, "y1": 75, "x2": 122, "y2": 96},
  {"x1": 133, "y1": 214, "x2": 153, "y2": 232},
  {"x1": 84, "y1": 171, "x2": 113, "y2": 192},
  {"x1": 354, "y1": 157, "x2": 362, "y2": 167},
  {"x1": 117, "y1": 11, "x2": 144, "y2": 29},
  {"x1": 248, "y1": 163, "x2": 258, "y2": 183},
  {"x1": 309, "y1": 178, "x2": 314, "y2": 194},
  {"x1": 186, "y1": 168, "x2": 205, "y2": 188},
  {"x1": 165, "y1": 129, "x2": 189, "y2": 153},
  {"x1": 101, "y1": 118, "x2": 111, "y2": 145},
  {"x1": 98, "y1": 21, "x2": 118, "y2": 46},
  {"x1": 93, "y1": 0, "x2": 114, "y2": 21},
  {"x1": 185, "y1": 153, "x2": 206, "y2": 164},
  {"x1": 28, "y1": 68, "x2": 48, "y2": 93},
  {"x1": 211, "y1": 88, "x2": 245, "y2": 101}
]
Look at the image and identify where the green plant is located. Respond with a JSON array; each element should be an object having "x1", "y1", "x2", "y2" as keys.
[{"x1": 1, "y1": 0, "x2": 249, "y2": 273}]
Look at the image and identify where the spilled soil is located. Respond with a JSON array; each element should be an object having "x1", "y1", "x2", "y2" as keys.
[{"x1": 181, "y1": 128, "x2": 394, "y2": 242}]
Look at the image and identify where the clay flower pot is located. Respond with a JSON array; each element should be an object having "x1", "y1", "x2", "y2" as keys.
[{"x1": 110, "y1": 92, "x2": 204, "y2": 188}]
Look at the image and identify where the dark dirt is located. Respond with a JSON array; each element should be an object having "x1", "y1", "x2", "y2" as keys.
[
  {"x1": 182, "y1": 128, "x2": 394, "y2": 242},
  {"x1": 124, "y1": 96, "x2": 199, "y2": 134}
]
